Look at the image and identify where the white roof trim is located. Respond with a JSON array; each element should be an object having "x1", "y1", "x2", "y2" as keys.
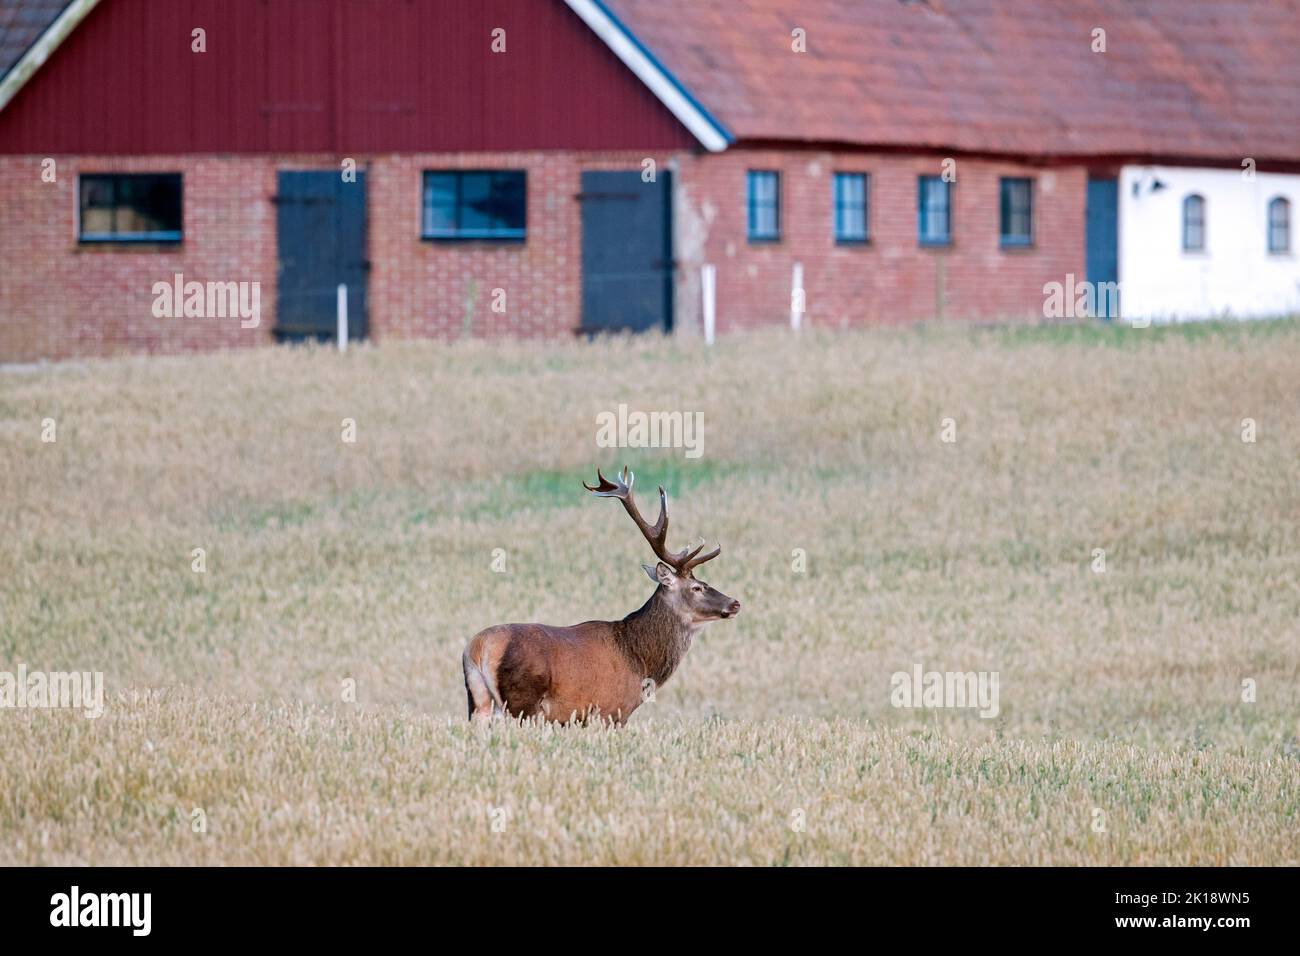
[
  {"x1": 3, "y1": 0, "x2": 732, "y2": 152},
  {"x1": 0, "y1": 0, "x2": 104, "y2": 115},
  {"x1": 562, "y1": 0, "x2": 731, "y2": 152}
]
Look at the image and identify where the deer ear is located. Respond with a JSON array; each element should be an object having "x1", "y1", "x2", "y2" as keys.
[
  {"x1": 653, "y1": 561, "x2": 679, "y2": 588},
  {"x1": 642, "y1": 563, "x2": 660, "y2": 583}
]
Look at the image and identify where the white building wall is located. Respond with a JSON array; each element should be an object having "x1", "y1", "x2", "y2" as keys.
[{"x1": 1119, "y1": 165, "x2": 1300, "y2": 322}]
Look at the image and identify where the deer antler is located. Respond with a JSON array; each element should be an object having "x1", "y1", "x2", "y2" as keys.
[
  {"x1": 679, "y1": 538, "x2": 721, "y2": 575},
  {"x1": 584, "y1": 466, "x2": 720, "y2": 575}
]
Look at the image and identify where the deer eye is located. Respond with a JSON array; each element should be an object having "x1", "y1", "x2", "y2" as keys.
[{"x1": 692, "y1": 584, "x2": 703, "y2": 592}]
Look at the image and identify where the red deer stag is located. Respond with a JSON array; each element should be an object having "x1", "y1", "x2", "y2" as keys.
[{"x1": 463, "y1": 467, "x2": 739, "y2": 725}]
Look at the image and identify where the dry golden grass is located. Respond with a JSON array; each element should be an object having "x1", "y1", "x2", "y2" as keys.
[{"x1": 1, "y1": 320, "x2": 1298, "y2": 865}]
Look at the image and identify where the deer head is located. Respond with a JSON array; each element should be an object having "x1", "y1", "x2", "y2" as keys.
[{"x1": 584, "y1": 466, "x2": 740, "y2": 623}]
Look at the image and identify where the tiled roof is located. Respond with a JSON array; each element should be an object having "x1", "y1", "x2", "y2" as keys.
[
  {"x1": 4, "y1": 0, "x2": 1298, "y2": 163},
  {"x1": 0, "y1": 0, "x2": 67, "y2": 80},
  {"x1": 605, "y1": 0, "x2": 1300, "y2": 162}
]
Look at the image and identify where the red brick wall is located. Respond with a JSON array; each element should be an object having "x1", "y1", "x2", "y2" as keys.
[
  {"x1": 368, "y1": 151, "x2": 674, "y2": 341},
  {"x1": 0, "y1": 155, "x2": 278, "y2": 361},
  {"x1": 0, "y1": 150, "x2": 675, "y2": 361},
  {"x1": 672, "y1": 149, "x2": 1088, "y2": 334},
  {"x1": 0, "y1": 148, "x2": 1087, "y2": 362}
]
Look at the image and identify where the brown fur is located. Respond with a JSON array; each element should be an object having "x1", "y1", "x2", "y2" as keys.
[
  {"x1": 463, "y1": 468, "x2": 739, "y2": 726},
  {"x1": 464, "y1": 564, "x2": 738, "y2": 725}
]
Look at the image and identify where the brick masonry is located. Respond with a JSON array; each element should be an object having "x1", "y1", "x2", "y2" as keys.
[
  {"x1": 0, "y1": 149, "x2": 1086, "y2": 362},
  {"x1": 674, "y1": 149, "x2": 1087, "y2": 334}
]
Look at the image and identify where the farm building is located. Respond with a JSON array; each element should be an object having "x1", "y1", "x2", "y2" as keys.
[{"x1": 1, "y1": 0, "x2": 1298, "y2": 361}]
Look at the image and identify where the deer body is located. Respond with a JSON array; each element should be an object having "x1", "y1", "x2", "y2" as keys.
[{"x1": 463, "y1": 468, "x2": 738, "y2": 725}]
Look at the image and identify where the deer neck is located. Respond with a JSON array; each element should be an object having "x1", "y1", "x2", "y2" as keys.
[{"x1": 617, "y1": 587, "x2": 696, "y2": 687}]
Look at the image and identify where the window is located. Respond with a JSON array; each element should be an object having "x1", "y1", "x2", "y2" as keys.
[
  {"x1": 78, "y1": 173, "x2": 182, "y2": 242},
  {"x1": 747, "y1": 170, "x2": 781, "y2": 241},
  {"x1": 1268, "y1": 196, "x2": 1291, "y2": 253},
  {"x1": 833, "y1": 172, "x2": 869, "y2": 243},
  {"x1": 999, "y1": 177, "x2": 1034, "y2": 247},
  {"x1": 918, "y1": 176, "x2": 952, "y2": 245},
  {"x1": 422, "y1": 171, "x2": 526, "y2": 240},
  {"x1": 1182, "y1": 194, "x2": 1206, "y2": 252}
]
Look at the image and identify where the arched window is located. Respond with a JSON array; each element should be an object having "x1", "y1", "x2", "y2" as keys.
[
  {"x1": 1182, "y1": 194, "x2": 1206, "y2": 252},
  {"x1": 1268, "y1": 197, "x2": 1291, "y2": 254}
]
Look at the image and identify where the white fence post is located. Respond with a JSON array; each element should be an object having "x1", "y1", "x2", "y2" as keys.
[
  {"x1": 701, "y1": 264, "x2": 716, "y2": 346},
  {"x1": 336, "y1": 283, "x2": 348, "y2": 352},
  {"x1": 791, "y1": 262, "x2": 804, "y2": 331}
]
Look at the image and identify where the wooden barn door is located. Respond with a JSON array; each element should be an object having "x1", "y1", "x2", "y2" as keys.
[
  {"x1": 275, "y1": 171, "x2": 368, "y2": 341},
  {"x1": 579, "y1": 170, "x2": 673, "y2": 334},
  {"x1": 1086, "y1": 176, "x2": 1119, "y2": 319}
]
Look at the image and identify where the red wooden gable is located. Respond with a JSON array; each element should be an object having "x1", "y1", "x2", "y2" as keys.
[{"x1": 0, "y1": 0, "x2": 696, "y2": 154}]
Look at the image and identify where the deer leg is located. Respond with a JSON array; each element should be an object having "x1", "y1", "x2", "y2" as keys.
[{"x1": 495, "y1": 640, "x2": 549, "y2": 721}]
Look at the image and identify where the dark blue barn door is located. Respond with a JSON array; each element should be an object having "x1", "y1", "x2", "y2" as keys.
[
  {"x1": 275, "y1": 171, "x2": 368, "y2": 341},
  {"x1": 579, "y1": 171, "x2": 673, "y2": 334},
  {"x1": 1085, "y1": 176, "x2": 1119, "y2": 319}
]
